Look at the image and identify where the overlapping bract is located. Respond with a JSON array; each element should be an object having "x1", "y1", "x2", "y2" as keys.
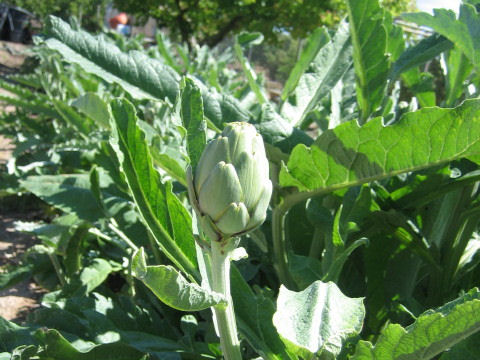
[{"x1": 187, "y1": 122, "x2": 272, "y2": 241}]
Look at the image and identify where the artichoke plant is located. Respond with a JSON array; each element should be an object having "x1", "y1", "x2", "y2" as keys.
[{"x1": 187, "y1": 122, "x2": 272, "y2": 241}]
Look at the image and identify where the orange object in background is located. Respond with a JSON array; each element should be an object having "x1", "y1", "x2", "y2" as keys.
[{"x1": 109, "y1": 12, "x2": 128, "y2": 29}]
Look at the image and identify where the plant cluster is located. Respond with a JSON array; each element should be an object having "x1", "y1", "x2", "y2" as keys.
[{"x1": 1, "y1": 0, "x2": 480, "y2": 359}]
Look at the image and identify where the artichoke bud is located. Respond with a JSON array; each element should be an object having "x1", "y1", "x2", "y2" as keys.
[{"x1": 187, "y1": 122, "x2": 272, "y2": 241}]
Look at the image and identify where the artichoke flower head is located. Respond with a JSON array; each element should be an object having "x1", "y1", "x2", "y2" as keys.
[{"x1": 187, "y1": 122, "x2": 272, "y2": 242}]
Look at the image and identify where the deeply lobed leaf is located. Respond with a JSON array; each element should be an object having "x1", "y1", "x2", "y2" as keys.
[
  {"x1": 280, "y1": 99, "x2": 480, "y2": 194},
  {"x1": 353, "y1": 288, "x2": 480, "y2": 359}
]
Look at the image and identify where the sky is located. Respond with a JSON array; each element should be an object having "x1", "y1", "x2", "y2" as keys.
[{"x1": 416, "y1": 0, "x2": 461, "y2": 13}]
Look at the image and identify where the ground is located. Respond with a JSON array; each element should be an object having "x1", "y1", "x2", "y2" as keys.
[
  {"x1": 0, "y1": 40, "x2": 42, "y2": 322},
  {"x1": 0, "y1": 213, "x2": 44, "y2": 321}
]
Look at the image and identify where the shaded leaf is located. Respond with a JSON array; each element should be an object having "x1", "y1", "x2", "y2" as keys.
[
  {"x1": 0, "y1": 317, "x2": 36, "y2": 352},
  {"x1": 0, "y1": 264, "x2": 34, "y2": 291},
  {"x1": 20, "y1": 175, "x2": 106, "y2": 223},
  {"x1": 391, "y1": 34, "x2": 453, "y2": 81},
  {"x1": 39, "y1": 329, "x2": 146, "y2": 360},
  {"x1": 230, "y1": 268, "x2": 293, "y2": 360}
]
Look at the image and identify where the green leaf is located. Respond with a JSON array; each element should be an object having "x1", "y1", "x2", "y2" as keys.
[
  {"x1": 0, "y1": 80, "x2": 62, "y2": 119},
  {"x1": 76, "y1": 258, "x2": 113, "y2": 295},
  {"x1": 64, "y1": 225, "x2": 90, "y2": 276},
  {"x1": 322, "y1": 238, "x2": 368, "y2": 282},
  {"x1": 131, "y1": 248, "x2": 225, "y2": 311},
  {"x1": 346, "y1": 0, "x2": 389, "y2": 122},
  {"x1": 135, "y1": 119, "x2": 189, "y2": 186},
  {"x1": 72, "y1": 93, "x2": 110, "y2": 129},
  {"x1": 109, "y1": 98, "x2": 198, "y2": 279},
  {"x1": 288, "y1": 254, "x2": 323, "y2": 290},
  {"x1": 445, "y1": 46, "x2": 473, "y2": 107},
  {"x1": 0, "y1": 317, "x2": 36, "y2": 352},
  {"x1": 403, "y1": 5, "x2": 480, "y2": 68},
  {"x1": 180, "y1": 77, "x2": 206, "y2": 170},
  {"x1": 391, "y1": 34, "x2": 453, "y2": 81},
  {"x1": 0, "y1": 93, "x2": 60, "y2": 119},
  {"x1": 281, "y1": 28, "x2": 329, "y2": 101},
  {"x1": 280, "y1": 100, "x2": 480, "y2": 196},
  {"x1": 44, "y1": 16, "x2": 249, "y2": 127},
  {"x1": 230, "y1": 268, "x2": 294, "y2": 360},
  {"x1": 151, "y1": 151, "x2": 187, "y2": 187},
  {"x1": 155, "y1": 32, "x2": 182, "y2": 73},
  {"x1": 401, "y1": 69, "x2": 436, "y2": 108},
  {"x1": 20, "y1": 175, "x2": 105, "y2": 222},
  {"x1": 439, "y1": 331, "x2": 480, "y2": 359},
  {"x1": 384, "y1": 12, "x2": 405, "y2": 63},
  {"x1": 50, "y1": 97, "x2": 92, "y2": 137},
  {"x1": 118, "y1": 331, "x2": 189, "y2": 358},
  {"x1": 89, "y1": 166, "x2": 110, "y2": 217},
  {"x1": 256, "y1": 104, "x2": 313, "y2": 155},
  {"x1": 234, "y1": 36, "x2": 268, "y2": 105},
  {"x1": 280, "y1": 22, "x2": 352, "y2": 126},
  {"x1": 0, "y1": 264, "x2": 34, "y2": 291},
  {"x1": 39, "y1": 329, "x2": 146, "y2": 360},
  {"x1": 236, "y1": 32, "x2": 264, "y2": 47},
  {"x1": 352, "y1": 288, "x2": 480, "y2": 359},
  {"x1": 44, "y1": 16, "x2": 178, "y2": 102},
  {"x1": 273, "y1": 280, "x2": 364, "y2": 357}
]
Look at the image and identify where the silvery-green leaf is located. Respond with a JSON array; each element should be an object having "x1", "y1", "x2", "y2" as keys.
[
  {"x1": 273, "y1": 281, "x2": 364, "y2": 357},
  {"x1": 198, "y1": 162, "x2": 243, "y2": 219},
  {"x1": 215, "y1": 202, "x2": 250, "y2": 235},
  {"x1": 132, "y1": 248, "x2": 226, "y2": 311}
]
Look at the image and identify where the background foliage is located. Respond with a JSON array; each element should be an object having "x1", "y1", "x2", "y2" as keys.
[
  {"x1": 6, "y1": 0, "x2": 109, "y2": 31},
  {"x1": 1, "y1": 0, "x2": 480, "y2": 359},
  {"x1": 112, "y1": 0, "x2": 416, "y2": 47}
]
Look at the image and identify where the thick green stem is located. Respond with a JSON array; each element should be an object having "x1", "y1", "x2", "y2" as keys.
[
  {"x1": 309, "y1": 227, "x2": 324, "y2": 259},
  {"x1": 48, "y1": 252, "x2": 66, "y2": 287},
  {"x1": 210, "y1": 240, "x2": 242, "y2": 360},
  {"x1": 272, "y1": 206, "x2": 296, "y2": 289}
]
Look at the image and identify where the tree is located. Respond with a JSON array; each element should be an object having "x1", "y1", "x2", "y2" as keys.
[
  {"x1": 113, "y1": 0, "x2": 416, "y2": 48},
  {"x1": 7, "y1": 0, "x2": 109, "y2": 31}
]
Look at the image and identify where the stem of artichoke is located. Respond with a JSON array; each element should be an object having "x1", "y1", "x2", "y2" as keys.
[{"x1": 210, "y1": 240, "x2": 242, "y2": 360}]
